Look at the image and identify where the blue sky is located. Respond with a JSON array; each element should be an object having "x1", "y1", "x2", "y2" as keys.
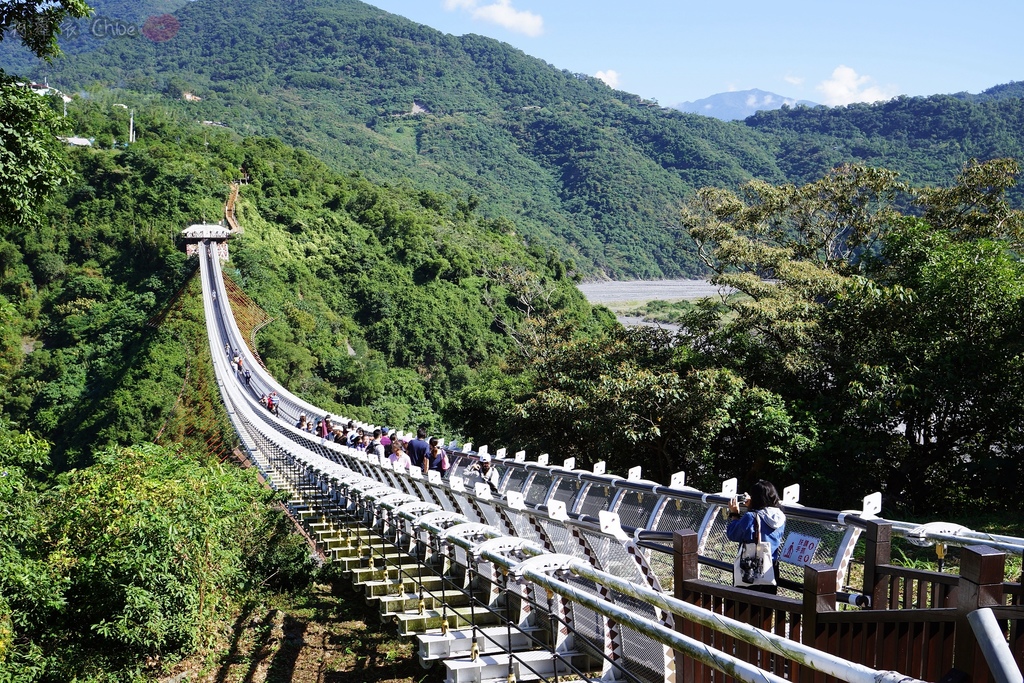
[{"x1": 365, "y1": 0, "x2": 1023, "y2": 106}]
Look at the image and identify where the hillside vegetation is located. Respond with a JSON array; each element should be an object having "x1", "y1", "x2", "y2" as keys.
[
  {"x1": 0, "y1": 92, "x2": 604, "y2": 466},
  {"x1": 6, "y1": 0, "x2": 1024, "y2": 277}
]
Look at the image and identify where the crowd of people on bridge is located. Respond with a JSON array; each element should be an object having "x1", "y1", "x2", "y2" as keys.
[
  {"x1": 292, "y1": 421, "x2": 458, "y2": 477},
  {"x1": 228, "y1": 344, "x2": 515, "y2": 499}
]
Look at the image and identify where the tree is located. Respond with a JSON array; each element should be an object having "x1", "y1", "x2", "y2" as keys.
[
  {"x1": 0, "y1": 0, "x2": 90, "y2": 61},
  {"x1": 487, "y1": 325, "x2": 814, "y2": 488},
  {"x1": 681, "y1": 160, "x2": 1024, "y2": 513},
  {"x1": 0, "y1": 79, "x2": 75, "y2": 226},
  {"x1": 0, "y1": 424, "x2": 59, "y2": 680},
  {"x1": 0, "y1": 0, "x2": 91, "y2": 227}
]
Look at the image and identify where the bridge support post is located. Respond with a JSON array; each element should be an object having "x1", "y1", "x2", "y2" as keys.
[
  {"x1": 801, "y1": 564, "x2": 837, "y2": 683},
  {"x1": 862, "y1": 519, "x2": 892, "y2": 609},
  {"x1": 954, "y1": 545, "x2": 1006, "y2": 683},
  {"x1": 673, "y1": 529, "x2": 699, "y2": 683}
]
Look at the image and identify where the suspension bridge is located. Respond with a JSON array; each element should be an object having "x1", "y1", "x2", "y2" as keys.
[{"x1": 195, "y1": 240, "x2": 1023, "y2": 683}]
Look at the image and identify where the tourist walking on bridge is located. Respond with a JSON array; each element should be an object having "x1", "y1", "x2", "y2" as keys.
[
  {"x1": 389, "y1": 439, "x2": 412, "y2": 470},
  {"x1": 408, "y1": 427, "x2": 430, "y2": 470},
  {"x1": 465, "y1": 453, "x2": 500, "y2": 493},
  {"x1": 424, "y1": 437, "x2": 449, "y2": 476}
]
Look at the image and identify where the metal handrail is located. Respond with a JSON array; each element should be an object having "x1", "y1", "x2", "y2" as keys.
[{"x1": 199, "y1": 242, "x2": 1004, "y2": 683}]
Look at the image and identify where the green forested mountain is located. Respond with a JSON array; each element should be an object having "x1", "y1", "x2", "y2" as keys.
[
  {"x1": 0, "y1": 93, "x2": 604, "y2": 469},
  {"x1": 5, "y1": 0, "x2": 1023, "y2": 277},
  {"x1": 0, "y1": 0, "x2": 799, "y2": 278},
  {"x1": 1, "y1": 58, "x2": 607, "y2": 677},
  {"x1": 747, "y1": 94, "x2": 1024, "y2": 196}
]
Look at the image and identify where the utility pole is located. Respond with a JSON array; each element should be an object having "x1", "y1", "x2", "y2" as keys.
[{"x1": 129, "y1": 109, "x2": 135, "y2": 143}]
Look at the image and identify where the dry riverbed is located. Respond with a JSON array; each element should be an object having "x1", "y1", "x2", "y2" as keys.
[{"x1": 576, "y1": 279, "x2": 730, "y2": 329}]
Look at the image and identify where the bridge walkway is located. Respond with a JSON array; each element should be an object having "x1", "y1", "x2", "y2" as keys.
[{"x1": 196, "y1": 240, "x2": 1023, "y2": 683}]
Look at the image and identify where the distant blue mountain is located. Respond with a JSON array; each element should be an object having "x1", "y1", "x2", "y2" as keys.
[{"x1": 673, "y1": 89, "x2": 819, "y2": 121}]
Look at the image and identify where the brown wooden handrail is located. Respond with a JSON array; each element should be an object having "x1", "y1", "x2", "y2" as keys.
[
  {"x1": 818, "y1": 608, "x2": 958, "y2": 624},
  {"x1": 877, "y1": 564, "x2": 960, "y2": 586},
  {"x1": 679, "y1": 578, "x2": 802, "y2": 610}
]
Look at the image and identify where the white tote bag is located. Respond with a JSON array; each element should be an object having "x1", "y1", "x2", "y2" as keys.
[{"x1": 733, "y1": 513, "x2": 777, "y2": 587}]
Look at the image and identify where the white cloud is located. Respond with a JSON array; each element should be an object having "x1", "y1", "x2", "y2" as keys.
[
  {"x1": 784, "y1": 75, "x2": 804, "y2": 87},
  {"x1": 595, "y1": 70, "x2": 620, "y2": 88},
  {"x1": 816, "y1": 65, "x2": 897, "y2": 106},
  {"x1": 444, "y1": 0, "x2": 544, "y2": 37}
]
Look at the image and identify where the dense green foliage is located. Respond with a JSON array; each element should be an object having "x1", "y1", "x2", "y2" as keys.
[
  {"x1": 226, "y1": 131, "x2": 604, "y2": 429},
  {"x1": 0, "y1": 92, "x2": 603, "y2": 679},
  {"x1": 0, "y1": 6, "x2": 609, "y2": 681},
  {"x1": 4, "y1": 0, "x2": 1022, "y2": 277},
  {"x1": 679, "y1": 159, "x2": 1024, "y2": 513},
  {"x1": 0, "y1": 77, "x2": 76, "y2": 228},
  {"x1": 452, "y1": 160, "x2": 1024, "y2": 516},
  {"x1": 0, "y1": 428, "x2": 315, "y2": 681},
  {"x1": 747, "y1": 94, "x2": 1024, "y2": 203}
]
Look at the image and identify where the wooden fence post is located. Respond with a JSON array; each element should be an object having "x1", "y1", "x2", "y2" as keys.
[
  {"x1": 674, "y1": 529, "x2": 700, "y2": 683},
  {"x1": 862, "y1": 519, "x2": 892, "y2": 609},
  {"x1": 953, "y1": 545, "x2": 1006, "y2": 683},
  {"x1": 801, "y1": 564, "x2": 837, "y2": 683}
]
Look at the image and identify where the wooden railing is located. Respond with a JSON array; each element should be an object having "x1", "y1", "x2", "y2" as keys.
[
  {"x1": 673, "y1": 525, "x2": 1024, "y2": 683},
  {"x1": 862, "y1": 520, "x2": 960, "y2": 609}
]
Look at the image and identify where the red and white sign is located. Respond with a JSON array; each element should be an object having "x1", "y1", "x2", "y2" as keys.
[{"x1": 780, "y1": 533, "x2": 820, "y2": 566}]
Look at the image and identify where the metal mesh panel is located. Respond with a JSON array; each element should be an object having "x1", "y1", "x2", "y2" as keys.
[
  {"x1": 413, "y1": 481, "x2": 448, "y2": 511},
  {"x1": 576, "y1": 482, "x2": 614, "y2": 517},
  {"x1": 646, "y1": 545, "x2": 675, "y2": 590},
  {"x1": 775, "y1": 517, "x2": 847, "y2": 585},
  {"x1": 489, "y1": 465, "x2": 509, "y2": 494},
  {"x1": 504, "y1": 468, "x2": 531, "y2": 495},
  {"x1": 550, "y1": 476, "x2": 582, "y2": 505},
  {"x1": 525, "y1": 473, "x2": 553, "y2": 506},
  {"x1": 609, "y1": 590, "x2": 666, "y2": 683},
  {"x1": 537, "y1": 520, "x2": 591, "y2": 562},
  {"x1": 379, "y1": 469, "x2": 401, "y2": 490},
  {"x1": 579, "y1": 530, "x2": 645, "y2": 583},
  {"x1": 503, "y1": 509, "x2": 547, "y2": 547},
  {"x1": 475, "y1": 501, "x2": 512, "y2": 535},
  {"x1": 564, "y1": 576, "x2": 603, "y2": 642},
  {"x1": 613, "y1": 489, "x2": 660, "y2": 530},
  {"x1": 447, "y1": 454, "x2": 472, "y2": 478},
  {"x1": 391, "y1": 475, "x2": 415, "y2": 496},
  {"x1": 561, "y1": 576, "x2": 610, "y2": 678},
  {"x1": 449, "y1": 491, "x2": 485, "y2": 523}
]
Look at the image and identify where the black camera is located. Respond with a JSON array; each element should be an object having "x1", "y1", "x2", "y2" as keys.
[{"x1": 740, "y1": 555, "x2": 761, "y2": 584}]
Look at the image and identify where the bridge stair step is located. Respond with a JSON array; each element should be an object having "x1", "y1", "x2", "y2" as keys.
[
  {"x1": 335, "y1": 550, "x2": 411, "y2": 571},
  {"x1": 349, "y1": 562, "x2": 430, "y2": 585},
  {"x1": 393, "y1": 606, "x2": 504, "y2": 636},
  {"x1": 372, "y1": 589, "x2": 471, "y2": 614},
  {"x1": 363, "y1": 575, "x2": 444, "y2": 597},
  {"x1": 418, "y1": 625, "x2": 545, "y2": 664},
  {"x1": 443, "y1": 649, "x2": 587, "y2": 683}
]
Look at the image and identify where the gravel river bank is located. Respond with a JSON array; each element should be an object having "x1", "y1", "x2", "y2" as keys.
[{"x1": 575, "y1": 279, "x2": 727, "y2": 305}]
